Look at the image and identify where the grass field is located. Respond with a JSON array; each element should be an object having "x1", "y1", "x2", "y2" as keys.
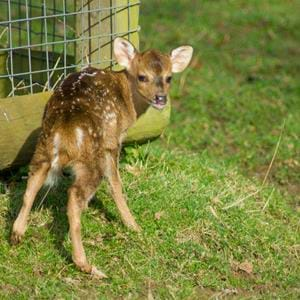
[{"x1": 1, "y1": 0, "x2": 300, "y2": 298}]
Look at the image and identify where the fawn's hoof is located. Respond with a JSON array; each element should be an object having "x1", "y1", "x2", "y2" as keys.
[
  {"x1": 75, "y1": 261, "x2": 107, "y2": 279},
  {"x1": 10, "y1": 231, "x2": 23, "y2": 245},
  {"x1": 127, "y1": 221, "x2": 141, "y2": 232},
  {"x1": 91, "y1": 266, "x2": 108, "y2": 279}
]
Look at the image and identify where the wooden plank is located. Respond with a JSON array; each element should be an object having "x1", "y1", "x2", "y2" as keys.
[
  {"x1": 0, "y1": 91, "x2": 51, "y2": 169},
  {"x1": 0, "y1": 50, "x2": 10, "y2": 98},
  {"x1": 113, "y1": 0, "x2": 140, "y2": 71},
  {"x1": 75, "y1": 0, "x2": 114, "y2": 69},
  {"x1": 75, "y1": 0, "x2": 140, "y2": 69},
  {"x1": 126, "y1": 100, "x2": 171, "y2": 143}
]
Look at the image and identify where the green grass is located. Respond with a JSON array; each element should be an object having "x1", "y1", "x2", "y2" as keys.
[{"x1": 1, "y1": 0, "x2": 300, "y2": 298}]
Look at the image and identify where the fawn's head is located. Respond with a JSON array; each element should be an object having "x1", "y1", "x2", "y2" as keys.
[{"x1": 114, "y1": 37, "x2": 193, "y2": 110}]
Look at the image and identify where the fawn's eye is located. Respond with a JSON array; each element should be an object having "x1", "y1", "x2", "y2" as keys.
[
  {"x1": 166, "y1": 76, "x2": 172, "y2": 83},
  {"x1": 138, "y1": 75, "x2": 147, "y2": 82}
]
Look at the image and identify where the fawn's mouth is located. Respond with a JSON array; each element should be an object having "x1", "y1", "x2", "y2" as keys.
[
  {"x1": 139, "y1": 92, "x2": 167, "y2": 110},
  {"x1": 150, "y1": 96, "x2": 167, "y2": 110},
  {"x1": 151, "y1": 100, "x2": 166, "y2": 110}
]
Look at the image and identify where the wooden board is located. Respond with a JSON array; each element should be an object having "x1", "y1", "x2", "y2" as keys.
[
  {"x1": 75, "y1": 0, "x2": 140, "y2": 70},
  {"x1": 0, "y1": 91, "x2": 51, "y2": 169},
  {"x1": 0, "y1": 50, "x2": 10, "y2": 98}
]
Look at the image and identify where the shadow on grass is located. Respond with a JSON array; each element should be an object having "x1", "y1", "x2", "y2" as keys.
[{"x1": 4, "y1": 175, "x2": 117, "y2": 264}]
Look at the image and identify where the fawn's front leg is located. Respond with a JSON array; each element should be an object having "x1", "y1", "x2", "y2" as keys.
[{"x1": 104, "y1": 151, "x2": 141, "y2": 232}]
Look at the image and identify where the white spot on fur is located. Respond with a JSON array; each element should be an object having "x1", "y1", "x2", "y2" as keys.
[
  {"x1": 106, "y1": 112, "x2": 116, "y2": 120},
  {"x1": 45, "y1": 133, "x2": 60, "y2": 186},
  {"x1": 52, "y1": 133, "x2": 60, "y2": 165},
  {"x1": 75, "y1": 127, "x2": 84, "y2": 148},
  {"x1": 104, "y1": 153, "x2": 113, "y2": 178},
  {"x1": 78, "y1": 71, "x2": 97, "y2": 81}
]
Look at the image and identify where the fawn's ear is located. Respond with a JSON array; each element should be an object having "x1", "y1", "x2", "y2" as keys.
[
  {"x1": 114, "y1": 37, "x2": 137, "y2": 69},
  {"x1": 170, "y1": 46, "x2": 193, "y2": 73}
]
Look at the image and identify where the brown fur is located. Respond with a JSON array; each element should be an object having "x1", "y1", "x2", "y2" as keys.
[{"x1": 11, "y1": 40, "x2": 192, "y2": 277}]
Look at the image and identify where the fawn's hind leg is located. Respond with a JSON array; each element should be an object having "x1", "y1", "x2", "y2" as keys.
[
  {"x1": 104, "y1": 151, "x2": 140, "y2": 232},
  {"x1": 11, "y1": 162, "x2": 50, "y2": 244},
  {"x1": 67, "y1": 163, "x2": 106, "y2": 278}
]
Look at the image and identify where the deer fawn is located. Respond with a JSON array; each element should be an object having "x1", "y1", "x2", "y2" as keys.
[{"x1": 11, "y1": 38, "x2": 193, "y2": 277}]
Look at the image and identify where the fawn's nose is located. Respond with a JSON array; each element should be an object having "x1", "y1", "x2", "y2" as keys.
[{"x1": 155, "y1": 95, "x2": 167, "y2": 103}]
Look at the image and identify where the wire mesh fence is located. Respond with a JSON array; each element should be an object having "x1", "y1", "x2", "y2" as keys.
[{"x1": 0, "y1": 0, "x2": 140, "y2": 97}]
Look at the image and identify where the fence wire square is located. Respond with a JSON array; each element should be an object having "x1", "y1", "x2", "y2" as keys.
[{"x1": 0, "y1": 0, "x2": 140, "y2": 97}]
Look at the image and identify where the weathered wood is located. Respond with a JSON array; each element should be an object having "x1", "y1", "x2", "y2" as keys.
[
  {"x1": 126, "y1": 100, "x2": 170, "y2": 144},
  {"x1": 114, "y1": 0, "x2": 140, "y2": 62},
  {"x1": 76, "y1": 0, "x2": 111, "y2": 69},
  {"x1": 75, "y1": 0, "x2": 140, "y2": 70},
  {"x1": 0, "y1": 49, "x2": 10, "y2": 98},
  {"x1": 0, "y1": 91, "x2": 51, "y2": 169},
  {"x1": 0, "y1": 92, "x2": 170, "y2": 170}
]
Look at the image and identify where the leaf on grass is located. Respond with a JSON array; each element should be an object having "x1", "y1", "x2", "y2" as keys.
[
  {"x1": 147, "y1": 288, "x2": 154, "y2": 300},
  {"x1": 154, "y1": 211, "x2": 165, "y2": 220},
  {"x1": 209, "y1": 205, "x2": 219, "y2": 219},
  {"x1": 125, "y1": 164, "x2": 141, "y2": 176},
  {"x1": 211, "y1": 196, "x2": 221, "y2": 204},
  {"x1": 63, "y1": 277, "x2": 79, "y2": 285},
  {"x1": 86, "y1": 234, "x2": 104, "y2": 246},
  {"x1": 238, "y1": 260, "x2": 253, "y2": 274}
]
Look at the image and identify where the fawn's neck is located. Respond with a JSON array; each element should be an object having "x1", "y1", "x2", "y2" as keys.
[{"x1": 125, "y1": 71, "x2": 151, "y2": 118}]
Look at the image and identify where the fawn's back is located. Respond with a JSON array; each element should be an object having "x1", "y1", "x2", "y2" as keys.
[{"x1": 35, "y1": 67, "x2": 136, "y2": 182}]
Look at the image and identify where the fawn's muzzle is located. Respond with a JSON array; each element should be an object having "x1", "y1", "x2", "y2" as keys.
[{"x1": 152, "y1": 94, "x2": 167, "y2": 110}]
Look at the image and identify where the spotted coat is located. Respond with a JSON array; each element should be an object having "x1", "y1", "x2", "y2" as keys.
[{"x1": 33, "y1": 66, "x2": 137, "y2": 177}]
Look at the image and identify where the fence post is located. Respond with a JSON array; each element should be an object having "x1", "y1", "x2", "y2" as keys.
[
  {"x1": 0, "y1": 49, "x2": 9, "y2": 98},
  {"x1": 75, "y1": 0, "x2": 139, "y2": 70}
]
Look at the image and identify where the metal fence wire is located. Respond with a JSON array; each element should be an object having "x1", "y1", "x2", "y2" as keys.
[{"x1": 0, "y1": 0, "x2": 140, "y2": 97}]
